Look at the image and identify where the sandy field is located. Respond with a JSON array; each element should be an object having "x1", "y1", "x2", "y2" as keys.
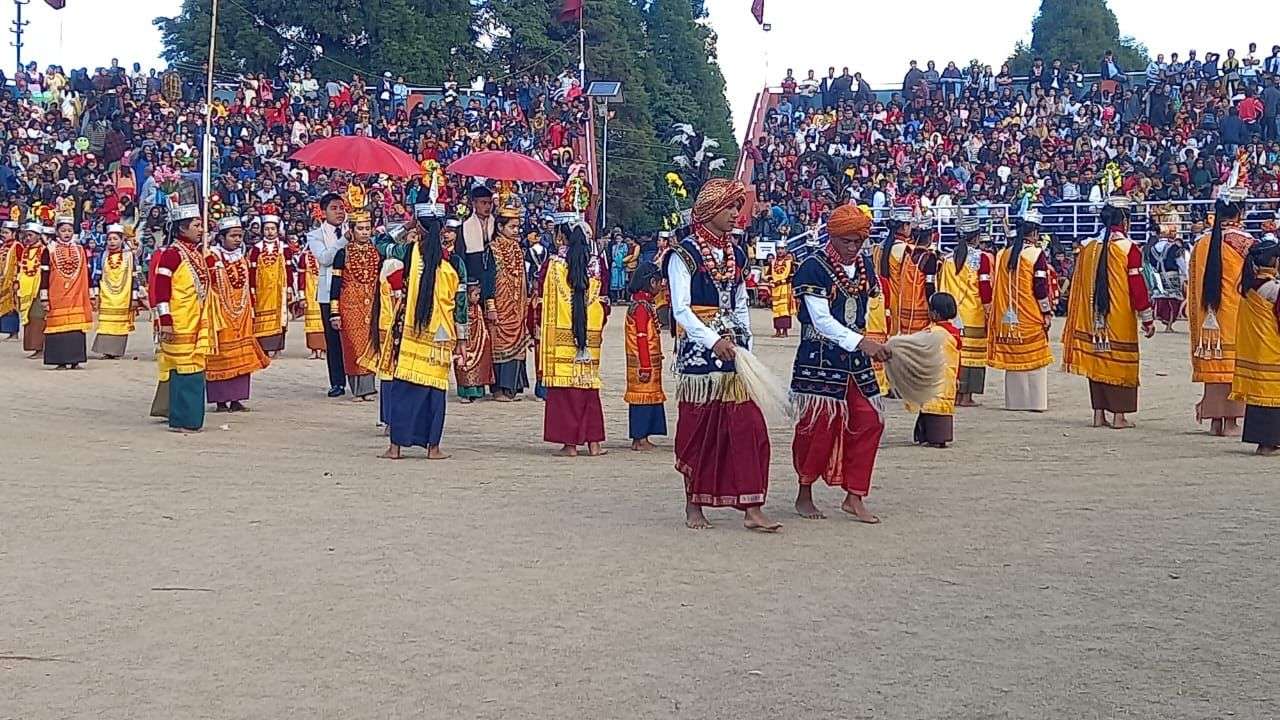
[{"x1": 1, "y1": 310, "x2": 1277, "y2": 720}]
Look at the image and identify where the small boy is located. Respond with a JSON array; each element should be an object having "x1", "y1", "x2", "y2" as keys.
[
  {"x1": 909, "y1": 292, "x2": 962, "y2": 448},
  {"x1": 624, "y1": 263, "x2": 667, "y2": 450}
]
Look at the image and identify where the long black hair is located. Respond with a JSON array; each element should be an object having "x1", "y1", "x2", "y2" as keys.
[
  {"x1": 1007, "y1": 221, "x2": 1038, "y2": 271},
  {"x1": 562, "y1": 222, "x2": 590, "y2": 352},
  {"x1": 1092, "y1": 205, "x2": 1128, "y2": 317},
  {"x1": 1201, "y1": 198, "x2": 1243, "y2": 313},
  {"x1": 1240, "y1": 241, "x2": 1280, "y2": 295},
  {"x1": 413, "y1": 217, "x2": 445, "y2": 333},
  {"x1": 953, "y1": 230, "x2": 975, "y2": 271},
  {"x1": 877, "y1": 219, "x2": 904, "y2": 277}
]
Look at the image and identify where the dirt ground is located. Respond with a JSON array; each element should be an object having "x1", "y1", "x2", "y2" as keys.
[{"x1": 1, "y1": 310, "x2": 1276, "y2": 720}]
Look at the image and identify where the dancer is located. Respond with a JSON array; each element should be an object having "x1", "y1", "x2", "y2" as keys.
[
  {"x1": 206, "y1": 217, "x2": 270, "y2": 412},
  {"x1": 907, "y1": 292, "x2": 961, "y2": 448},
  {"x1": 250, "y1": 208, "x2": 292, "y2": 357},
  {"x1": 937, "y1": 216, "x2": 992, "y2": 406},
  {"x1": 766, "y1": 247, "x2": 796, "y2": 337},
  {"x1": 0, "y1": 220, "x2": 19, "y2": 339},
  {"x1": 988, "y1": 210, "x2": 1054, "y2": 412},
  {"x1": 881, "y1": 212, "x2": 938, "y2": 337},
  {"x1": 91, "y1": 224, "x2": 139, "y2": 359},
  {"x1": 306, "y1": 193, "x2": 348, "y2": 396},
  {"x1": 624, "y1": 262, "x2": 667, "y2": 451},
  {"x1": 150, "y1": 203, "x2": 215, "y2": 433},
  {"x1": 378, "y1": 204, "x2": 469, "y2": 460},
  {"x1": 789, "y1": 204, "x2": 890, "y2": 523},
  {"x1": 329, "y1": 208, "x2": 380, "y2": 401},
  {"x1": 365, "y1": 222, "x2": 413, "y2": 429},
  {"x1": 1232, "y1": 239, "x2": 1280, "y2": 454},
  {"x1": 18, "y1": 222, "x2": 46, "y2": 357},
  {"x1": 40, "y1": 216, "x2": 93, "y2": 369},
  {"x1": 539, "y1": 217, "x2": 608, "y2": 457},
  {"x1": 667, "y1": 179, "x2": 780, "y2": 533},
  {"x1": 486, "y1": 193, "x2": 531, "y2": 401},
  {"x1": 296, "y1": 242, "x2": 326, "y2": 359},
  {"x1": 1188, "y1": 187, "x2": 1255, "y2": 436},
  {"x1": 1062, "y1": 196, "x2": 1155, "y2": 429},
  {"x1": 1147, "y1": 204, "x2": 1187, "y2": 333}
]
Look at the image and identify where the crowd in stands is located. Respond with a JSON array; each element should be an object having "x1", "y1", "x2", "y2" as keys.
[
  {"x1": 0, "y1": 58, "x2": 593, "y2": 271},
  {"x1": 746, "y1": 44, "x2": 1280, "y2": 244}
]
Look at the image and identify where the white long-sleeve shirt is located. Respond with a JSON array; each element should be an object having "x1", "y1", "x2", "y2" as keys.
[
  {"x1": 667, "y1": 245, "x2": 751, "y2": 351},
  {"x1": 305, "y1": 223, "x2": 346, "y2": 304},
  {"x1": 802, "y1": 261, "x2": 864, "y2": 353}
]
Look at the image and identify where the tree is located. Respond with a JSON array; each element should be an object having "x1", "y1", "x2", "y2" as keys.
[
  {"x1": 156, "y1": 0, "x2": 476, "y2": 83},
  {"x1": 645, "y1": 0, "x2": 738, "y2": 166},
  {"x1": 1007, "y1": 0, "x2": 1148, "y2": 76}
]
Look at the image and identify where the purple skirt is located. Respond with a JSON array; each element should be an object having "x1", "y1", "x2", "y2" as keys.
[{"x1": 206, "y1": 375, "x2": 251, "y2": 403}]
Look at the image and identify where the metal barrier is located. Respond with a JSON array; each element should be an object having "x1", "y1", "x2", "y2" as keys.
[{"x1": 782, "y1": 199, "x2": 1280, "y2": 258}]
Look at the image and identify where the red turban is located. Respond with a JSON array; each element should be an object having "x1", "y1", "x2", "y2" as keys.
[{"x1": 827, "y1": 204, "x2": 871, "y2": 240}]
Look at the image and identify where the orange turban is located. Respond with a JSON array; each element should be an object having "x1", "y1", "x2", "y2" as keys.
[
  {"x1": 692, "y1": 179, "x2": 746, "y2": 224},
  {"x1": 828, "y1": 204, "x2": 871, "y2": 240}
]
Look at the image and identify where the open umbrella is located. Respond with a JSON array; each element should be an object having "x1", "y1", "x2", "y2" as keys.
[
  {"x1": 446, "y1": 151, "x2": 562, "y2": 183},
  {"x1": 290, "y1": 136, "x2": 422, "y2": 178}
]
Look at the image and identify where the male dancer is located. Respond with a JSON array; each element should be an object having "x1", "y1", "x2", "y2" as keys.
[
  {"x1": 790, "y1": 204, "x2": 891, "y2": 523},
  {"x1": 666, "y1": 179, "x2": 780, "y2": 533}
]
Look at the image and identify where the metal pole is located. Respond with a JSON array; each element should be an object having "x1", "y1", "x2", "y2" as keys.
[
  {"x1": 202, "y1": 0, "x2": 219, "y2": 250},
  {"x1": 578, "y1": 13, "x2": 585, "y2": 89},
  {"x1": 600, "y1": 102, "x2": 608, "y2": 233},
  {"x1": 12, "y1": 0, "x2": 29, "y2": 73}
]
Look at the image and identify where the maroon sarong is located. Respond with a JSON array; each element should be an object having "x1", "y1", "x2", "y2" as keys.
[
  {"x1": 1154, "y1": 297, "x2": 1180, "y2": 324},
  {"x1": 543, "y1": 387, "x2": 606, "y2": 445},
  {"x1": 676, "y1": 400, "x2": 770, "y2": 508},
  {"x1": 792, "y1": 385, "x2": 884, "y2": 497}
]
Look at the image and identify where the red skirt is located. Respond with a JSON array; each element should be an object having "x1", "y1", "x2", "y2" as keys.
[
  {"x1": 543, "y1": 387, "x2": 606, "y2": 445},
  {"x1": 792, "y1": 386, "x2": 884, "y2": 497},
  {"x1": 676, "y1": 400, "x2": 770, "y2": 508}
]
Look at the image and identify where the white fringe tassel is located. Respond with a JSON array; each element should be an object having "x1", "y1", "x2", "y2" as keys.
[
  {"x1": 733, "y1": 348, "x2": 793, "y2": 426},
  {"x1": 884, "y1": 331, "x2": 948, "y2": 407}
]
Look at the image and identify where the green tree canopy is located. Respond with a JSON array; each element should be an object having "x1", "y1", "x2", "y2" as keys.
[
  {"x1": 156, "y1": 0, "x2": 475, "y2": 84},
  {"x1": 1007, "y1": 0, "x2": 1148, "y2": 76}
]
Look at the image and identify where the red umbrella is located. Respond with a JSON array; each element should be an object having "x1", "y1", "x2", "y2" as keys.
[
  {"x1": 290, "y1": 136, "x2": 422, "y2": 178},
  {"x1": 446, "y1": 151, "x2": 562, "y2": 183}
]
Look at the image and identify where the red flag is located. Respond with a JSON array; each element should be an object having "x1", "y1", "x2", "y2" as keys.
[
  {"x1": 559, "y1": 0, "x2": 582, "y2": 23},
  {"x1": 44, "y1": 0, "x2": 66, "y2": 8},
  {"x1": 751, "y1": 0, "x2": 764, "y2": 24}
]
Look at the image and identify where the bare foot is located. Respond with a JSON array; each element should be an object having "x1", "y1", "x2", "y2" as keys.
[
  {"x1": 1209, "y1": 419, "x2": 1225, "y2": 437},
  {"x1": 631, "y1": 438, "x2": 657, "y2": 451},
  {"x1": 685, "y1": 503, "x2": 713, "y2": 529},
  {"x1": 214, "y1": 403, "x2": 229, "y2": 413},
  {"x1": 1224, "y1": 420, "x2": 1243, "y2": 437},
  {"x1": 841, "y1": 494, "x2": 880, "y2": 524},
  {"x1": 956, "y1": 397, "x2": 980, "y2": 407},
  {"x1": 742, "y1": 507, "x2": 782, "y2": 533},
  {"x1": 794, "y1": 484, "x2": 826, "y2": 519},
  {"x1": 586, "y1": 442, "x2": 608, "y2": 456},
  {"x1": 555, "y1": 444, "x2": 579, "y2": 457},
  {"x1": 494, "y1": 394, "x2": 514, "y2": 403},
  {"x1": 1111, "y1": 420, "x2": 1135, "y2": 430},
  {"x1": 1256, "y1": 445, "x2": 1280, "y2": 456},
  {"x1": 426, "y1": 446, "x2": 452, "y2": 460},
  {"x1": 26, "y1": 351, "x2": 41, "y2": 359},
  {"x1": 1092, "y1": 411, "x2": 1112, "y2": 428},
  {"x1": 379, "y1": 445, "x2": 403, "y2": 460},
  {"x1": 168, "y1": 427, "x2": 201, "y2": 434}
]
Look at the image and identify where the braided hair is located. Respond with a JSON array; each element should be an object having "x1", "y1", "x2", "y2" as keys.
[
  {"x1": 1092, "y1": 205, "x2": 1129, "y2": 318},
  {"x1": 413, "y1": 216, "x2": 445, "y2": 333},
  {"x1": 1201, "y1": 198, "x2": 1244, "y2": 313}
]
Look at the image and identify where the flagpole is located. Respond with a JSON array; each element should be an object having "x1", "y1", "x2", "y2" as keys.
[
  {"x1": 578, "y1": 3, "x2": 586, "y2": 88},
  {"x1": 202, "y1": 0, "x2": 220, "y2": 250}
]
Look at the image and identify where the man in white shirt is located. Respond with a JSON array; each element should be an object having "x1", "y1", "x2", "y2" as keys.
[
  {"x1": 460, "y1": 185, "x2": 496, "y2": 292},
  {"x1": 666, "y1": 179, "x2": 779, "y2": 533},
  {"x1": 790, "y1": 204, "x2": 891, "y2": 523},
  {"x1": 305, "y1": 192, "x2": 349, "y2": 396}
]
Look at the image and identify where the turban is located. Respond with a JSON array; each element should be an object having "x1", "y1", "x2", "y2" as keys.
[
  {"x1": 827, "y1": 204, "x2": 871, "y2": 240},
  {"x1": 691, "y1": 179, "x2": 746, "y2": 225}
]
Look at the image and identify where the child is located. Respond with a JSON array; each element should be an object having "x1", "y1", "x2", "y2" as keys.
[
  {"x1": 908, "y1": 292, "x2": 962, "y2": 448},
  {"x1": 624, "y1": 262, "x2": 667, "y2": 451}
]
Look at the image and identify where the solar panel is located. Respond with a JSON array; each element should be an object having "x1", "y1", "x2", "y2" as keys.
[{"x1": 586, "y1": 81, "x2": 622, "y2": 98}]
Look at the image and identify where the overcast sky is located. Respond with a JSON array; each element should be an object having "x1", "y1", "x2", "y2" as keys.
[{"x1": 6, "y1": 0, "x2": 1279, "y2": 137}]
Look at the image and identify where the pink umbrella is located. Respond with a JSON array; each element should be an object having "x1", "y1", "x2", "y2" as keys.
[
  {"x1": 446, "y1": 151, "x2": 562, "y2": 183},
  {"x1": 290, "y1": 136, "x2": 422, "y2": 178}
]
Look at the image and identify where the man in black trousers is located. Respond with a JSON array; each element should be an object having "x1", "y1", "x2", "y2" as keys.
[{"x1": 305, "y1": 192, "x2": 348, "y2": 397}]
